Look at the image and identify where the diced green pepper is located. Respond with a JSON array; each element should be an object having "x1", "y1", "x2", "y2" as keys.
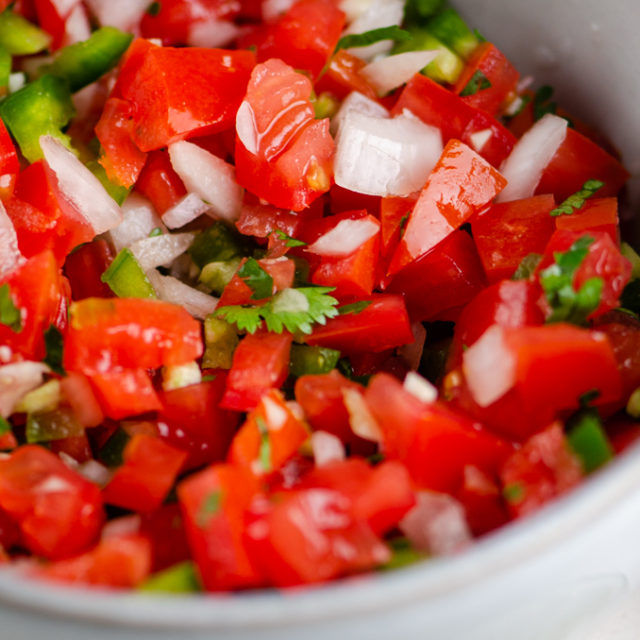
[
  {"x1": 202, "y1": 316, "x2": 239, "y2": 370},
  {"x1": 42, "y1": 27, "x2": 133, "y2": 93},
  {"x1": 101, "y1": 248, "x2": 157, "y2": 299},
  {"x1": 426, "y1": 7, "x2": 479, "y2": 60},
  {"x1": 86, "y1": 159, "x2": 131, "y2": 205},
  {"x1": 313, "y1": 91, "x2": 340, "y2": 119},
  {"x1": 621, "y1": 243, "x2": 640, "y2": 279},
  {"x1": 199, "y1": 257, "x2": 242, "y2": 295},
  {"x1": 404, "y1": 0, "x2": 446, "y2": 22},
  {"x1": 188, "y1": 222, "x2": 248, "y2": 269},
  {"x1": 0, "y1": 74, "x2": 75, "y2": 162},
  {"x1": 0, "y1": 10, "x2": 51, "y2": 56},
  {"x1": 289, "y1": 344, "x2": 341, "y2": 377},
  {"x1": 0, "y1": 45, "x2": 10, "y2": 97},
  {"x1": 627, "y1": 388, "x2": 640, "y2": 419},
  {"x1": 567, "y1": 409, "x2": 614, "y2": 473},
  {"x1": 26, "y1": 407, "x2": 84, "y2": 443},
  {"x1": 139, "y1": 561, "x2": 201, "y2": 593}
]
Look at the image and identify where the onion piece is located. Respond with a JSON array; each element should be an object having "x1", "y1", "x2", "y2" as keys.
[
  {"x1": 162, "y1": 193, "x2": 211, "y2": 229},
  {"x1": 0, "y1": 200, "x2": 24, "y2": 280},
  {"x1": 129, "y1": 232, "x2": 196, "y2": 271},
  {"x1": 462, "y1": 325, "x2": 516, "y2": 408},
  {"x1": 0, "y1": 362, "x2": 50, "y2": 418},
  {"x1": 341, "y1": 387, "x2": 383, "y2": 443},
  {"x1": 331, "y1": 90, "x2": 389, "y2": 135},
  {"x1": 361, "y1": 50, "x2": 440, "y2": 96},
  {"x1": 84, "y1": 0, "x2": 149, "y2": 31},
  {"x1": 339, "y1": 0, "x2": 375, "y2": 23},
  {"x1": 311, "y1": 431, "x2": 346, "y2": 467},
  {"x1": 109, "y1": 193, "x2": 165, "y2": 252},
  {"x1": 187, "y1": 19, "x2": 241, "y2": 48},
  {"x1": 468, "y1": 128, "x2": 493, "y2": 153},
  {"x1": 342, "y1": 0, "x2": 405, "y2": 61},
  {"x1": 400, "y1": 491, "x2": 472, "y2": 556},
  {"x1": 169, "y1": 141, "x2": 243, "y2": 223},
  {"x1": 307, "y1": 217, "x2": 380, "y2": 258},
  {"x1": 77, "y1": 459, "x2": 112, "y2": 488},
  {"x1": 334, "y1": 110, "x2": 442, "y2": 196},
  {"x1": 146, "y1": 270, "x2": 218, "y2": 319},
  {"x1": 62, "y1": 3, "x2": 91, "y2": 47},
  {"x1": 101, "y1": 515, "x2": 141, "y2": 539},
  {"x1": 40, "y1": 135, "x2": 123, "y2": 234},
  {"x1": 496, "y1": 113, "x2": 568, "y2": 202},
  {"x1": 262, "y1": 0, "x2": 296, "y2": 20},
  {"x1": 403, "y1": 371, "x2": 437, "y2": 404}
]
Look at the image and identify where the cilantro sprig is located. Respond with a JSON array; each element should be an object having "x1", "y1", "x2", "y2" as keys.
[
  {"x1": 237, "y1": 258, "x2": 273, "y2": 300},
  {"x1": 460, "y1": 70, "x2": 492, "y2": 96},
  {"x1": 550, "y1": 179, "x2": 604, "y2": 217},
  {"x1": 335, "y1": 26, "x2": 411, "y2": 53},
  {"x1": 270, "y1": 230, "x2": 307, "y2": 248},
  {"x1": 215, "y1": 286, "x2": 339, "y2": 335},
  {"x1": 43, "y1": 324, "x2": 66, "y2": 376},
  {"x1": 539, "y1": 235, "x2": 603, "y2": 325}
]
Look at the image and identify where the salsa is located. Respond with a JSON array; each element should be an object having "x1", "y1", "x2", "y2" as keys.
[{"x1": 0, "y1": 0, "x2": 637, "y2": 592}]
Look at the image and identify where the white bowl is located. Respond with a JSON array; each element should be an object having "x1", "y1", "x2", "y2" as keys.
[{"x1": 2, "y1": 1, "x2": 639, "y2": 638}]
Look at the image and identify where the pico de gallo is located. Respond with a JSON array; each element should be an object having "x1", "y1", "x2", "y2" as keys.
[{"x1": 0, "y1": 0, "x2": 636, "y2": 592}]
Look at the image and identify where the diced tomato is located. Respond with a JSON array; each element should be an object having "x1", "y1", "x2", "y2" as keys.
[
  {"x1": 472, "y1": 194, "x2": 556, "y2": 283},
  {"x1": 64, "y1": 297, "x2": 202, "y2": 374},
  {"x1": 139, "y1": 503, "x2": 191, "y2": 571},
  {"x1": 0, "y1": 506, "x2": 20, "y2": 551},
  {"x1": 329, "y1": 185, "x2": 382, "y2": 216},
  {"x1": 235, "y1": 202, "x2": 305, "y2": 240},
  {"x1": 500, "y1": 423, "x2": 583, "y2": 518},
  {"x1": 88, "y1": 369, "x2": 162, "y2": 420},
  {"x1": 314, "y1": 49, "x2": 378, "y2": 101},
  {"x1": 365, "y1": 373, "x2": 512, "y2": 492},
  {"x1": 0, "y1": 118, "x2": 19, "y2": 199},
  {"x1": 388, "y1": 140, "x2": 507, "y2": 276},
  {"x1": 0, "y1": 445, "x2": 104, "y2": 559},
  {"x1": 60, "y1": 371, "x2": 104, "y2": 428},
  {"x1": 221, "y1": 330, "x2": 293, "y2": 411},
  {"x1": 102, "y1": 434, "x2": 187, "y2": 513},
  {"x1": 379, "y1": 195, "x2": 418, "y2": 258},
  {"x1": 33, "y1": 0, "x2": 80, "y2": 50},
  {"x1": 306, "y1": 294, "x2": 413, "y2": 354},
  {"x1": 228, "y1": 389, "x2": 308, "y2": 475},
  {"x1": 135, "y1": 149, "x2": 188, "y2": 214},
  {"x1": 454, "y1": 42, "x2": 519, "y2": 115},
  {"x1": 158, "y1": 375, "x2": 239, "y2": 470},
  {"x1": 553, "y1": 197, "x2": 619, "y2": 244},
  {"x1": 63, "y1": 238, "x2": 114, "y2": 301},
  {"x1": 178, "y1": 463, "x2": 262, "y2": 591},
  {"x1": 49, "y1": 434, "x2": 92, "y2": 464}
]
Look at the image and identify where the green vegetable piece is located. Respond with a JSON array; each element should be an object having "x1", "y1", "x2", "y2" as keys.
[
  {"x1": 270, "y1": 230, "x2": 307, "y2": 248},
  {"x1": 503, "y1": 483, "x2": 525, "y2": 504},
  {"x1": 532, "y1": 85, "x2": 557, "y2": 121},
  {"x1": 0, "y1": 74, "x2": 75, "y2": 163},
  {"x1": 202, "y1": 315, "x2": 239, "y2": 370},
  {"x1": 539, "y1": 235, "x2": 603, "y2": 325},
  {"x1": 199, "y1": 258, "x2": 242, "y2": 296},
  {"x1": 549, "y1": 179, "x2": 604, "y2": 217},
  {"x1": 404, "y1": 0, "x2": 446, "y2": 21},
  {"x1": 419, "y1": 337, "x2": 451, "y2": 387},
  {"x1": 512, "y1": 253, "x2": 543, "y2": 281},
  {"x1": 15, "y1": 379, "x2": 61, "y2": 414},
  {"x1": 101, "y1": 248, "x2": 157, "y2": 299},
  {"x1": 86, "y1": 159, "x2": 131, "y2": 205},
  {"x1": 289, "y1": 344, "x2": 341, "y2": 377},
  {"x1": 621, "y1": 242, "x2": 640, "y2": 279},
  {"x1": 338, "y1": 300, "x2": 372, "y2": 316},
  {"x1": 626, "y1": 388, "x2": 640, "y2": 418},
  {"x1": 99, "y1": 428, "x2": 131, "y2": 467},
  {"x1": 140, "y1": 562, "x2": 202, "y2": 594},
  {"x1": 335, "y1": 26, "x2": 411, "y2": 54},
  {"x1": 238, "y1": 258, "x2": 273, "y2": 300},
  {"x1": 0, "y1": 45, "x2": 11, "y2": 96},
  {"x1": 620, "y1": 279, "x2": 640, "y2": 316},
  {"x1": 148, "y1": 227, "x2": 163, "y2": 238},
  {"x1": 313, "y1": 92, "x2": 339, "y2": 120},
  {"x1": 26, "y1": 407, "x2": 84, "y2": 443},
  {"x1": 188, "y1": 222, "x2": 247, "y2": 269},
  {"x1": 146, "y1": 1, "x2": 162, "y2": 17},
  {"x1": 0, "y1": 283, "x2": 21, "y2": 332},
  {"x1": 0, "y1": 10, "x2": 51, "y2": 56},
  {"x1": 43, "y1": 27, "x2": 133, "y2": 93},
  {"x1": 459, "y1": 69, "x2": 492, "y2": 96},
  {"x1": 567, "y1": 409, "x2": 613, "y2": 473},
  {"x1": 43, "y1": 325, "x2": 66, "y2": 376},
  {"x1": 197, "y1": 490, "x2": 223, "y2": 528},
  {"x1": 256, "y1": 416, "x2": 272, "y2": 473},
  {"x1": 380, "y1": 537, "x2": 425, "y2": 571},
  {"x1": 0, "y1": 416, "x2": 11, "y2": 437},
  {"x1": 426, "y1": 8, "x2": 479, "y2": 60}
]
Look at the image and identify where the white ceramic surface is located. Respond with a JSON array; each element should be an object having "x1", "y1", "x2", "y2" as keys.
[{"x1": 2, "y1": 1, "x2": 639, "y2": 638}]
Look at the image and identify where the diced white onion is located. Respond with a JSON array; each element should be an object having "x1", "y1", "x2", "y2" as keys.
[
  {"x1": 331, "y1": 90, "x2": 389, "y2": 136},
  {"x1": 51, "y1": 0, "x2": 78, "y2": 15},
  {"x1": 109, "y1": 193, "x2": 165, "y2": 252},
  {"x1": 84, "y1": 0, "x2": 149, "y2": 31},
  {"x1": 469, "y1": 128, "x2": 493, "y2": 153},
  {"x1": 342, "y1": 0, "x2": 405, "y2": 61},
  {"x1": 262, "y1": 0, "x2": 296, "y2": 20},
  {"x1": 339, "y1": 0, "x2": 375, "y2": 23},
  {"x1": 341, "y1": 387, "x2": 383, "y2": 443},
  {"x1": 398, "y1": 322, "x2": 426, "y2": 371},
  {"x1": 311, "y1": 431, "x2": 346, "y2": 467},
  {"x1": 361, "y1": 50, "x2": 440, "y2": 96},
  {"x1": 262, "y1": 395, "x2": 288, "y2": 431},
  {"x1": 169, "y1": 141, "x2": 243, "y2": 223},
  {"x1": 101, "y1": 515, "x2": 141, "y2": 539},
  {"x1": 462, "y1": 325, "x2": 516, "y2": 407},
  {"x1": 496, "y1": 113, "x2": 568, "y2": 202},
  {"x1": 161, "y1": 192, "x2": 210, "y2": 229},
  {"x1": 235, "y1": 100, "x2": 258, "y2": 155},
  {"x1": 62, "y1": 4, "x2": 91, "y2": 47},
  {"x1": 162, "y1": 362, "x2": 202, "y2": 392},
  {"x1": 146, "y1": 270, "x2": 218, "y2": 319},
  {"x1": 307, "y1": 217, "x2": 380, "y2": 258},
  {"x1": 0, "y1": 362, "x2": 50, "y2": 418},
  {"x1": 400, "y1": 491, "x2": 472, "y2": 556},
  {"x1": 8, "y1": 73, "x2": 26, "y2": 94},
  {"x1": 40, "y1": 135, "x2": 123, "y2": 234},
  {"x1": 334, "y1": 110, "x2": 442, "y2": 196},
  {"x1": 129, "y1": 232, "x2": 196, "y2": 271},
  {"x1": 0, "y1": 200, "x2": 24, "y2": 280},
  {"x1": 187, "y1": 19, "x2": 241, "y2": 48},
  {"x1": 78, "y1": 459, "x2": 113, "y2": 488},
  {"x1": 403, "y1": 371, "x2": 437, "y2": 404}
]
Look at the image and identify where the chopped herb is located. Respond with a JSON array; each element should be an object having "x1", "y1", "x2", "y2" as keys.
[
  {"x1": 579, "y1": 389, "x2": 600, "y2": 408},
  {"x1": 0, "y1": 416, "x2": 11, "y2": 436},
  {"x1": 367, "y1": 451, "x2": 385, "y2": 465},
  {"x1": 460, "y1": 69, "x2": 492, "y2": 96},
  {"x1": 237, "y1": 257, "x2": 274, "y2": 300},
  {"x1": 139, "y1": 561, "x2": 201, "y2": 593},
  {"x1": 148, "y1": 227, "x2": 163, "y2": 237},
  {"x1": 566, "y1": 408, "x2": 613, "y2": 473},
  {"x1": 0, "y1": 283, "x2": 21, "y2": 332},
  {"x1": 201, "y1": 374, "x2": 217, "y2": 382},
  {"x1": 620, "y1": 278, "x2": 640, "y2": 315},
  {"x1": 549, "y1": 179, "x2": 604, "y2": 217},
  {"x1": 338, "y1": 300, "x2": 372, "y2": 315},
  {"x1": 380, "y1": 537, "x2": 424, "y2": 571},
  {"x1": 473, "y1": 28, "x2": 487, "y2": 43},
  {"x1": 146, "y1": 1, "x2": 161, "y2": 16},
  {"x1": 399, "y1": 213, "x2": 411, "y2": 236},
  {"x1": 215, "y1": 286, "x2": 339, "y2": 335},
  {"x1": 256, "y1": 416, "x2": 272, "y2": 473},
  {"x1": 335, "y1": 26, "x2": 411, "y2": 54},
  {"x1": 197, "y1": 490, "x2": 222, "y2": 528},
  {"x1": 503, "y1": 483, "x2": 525, "y2": 503},
  {"x1": 43, "y1": 324, "x2": 66, "y2": 376},
  {"x1": 512, "y1": 253, "x2": 542, "y2": 280},
  {"x1": 539, "y1": 235, "x2": 603, "y2": 325},
  {"x1": 270, "y1": 229, "x2": 307, "y2": 248},
  {"x1": 532, "y1": 85, "x2": 557, "y2": 120}
]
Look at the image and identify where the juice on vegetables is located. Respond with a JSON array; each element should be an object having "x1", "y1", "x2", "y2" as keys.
[{"x1": 0, "y1": 0, "x2": 637, "y2": 594}]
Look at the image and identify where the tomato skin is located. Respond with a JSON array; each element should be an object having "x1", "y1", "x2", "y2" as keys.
[
  {"x1": 88, "y1": 369, "x2": 162, "y2": 419},
  {"x1": 221, "y1": 330, "x2": 293, "y2": 412},
  {"x1": 472, "y1": 194, "x2": 556, "y2": 283},
  {"x1": 0, "y1": 445, "x2": 104, "y2": 560},
  {"x1": 134, "y1": 149, "x2": 187, "y2": 214},
  {"x1": 64, "y1": 298, "x2": 203, "y2": 374},
  {"x1": 306, "y1": 294, "x2": 414, "y2": 354},
  {"x1": 553, "y1": 197, "x2": 619, "y2": 244},
  {"x1": 388, "y1": 140, "x2": 507, "y2": 276},
  {"x1": 0, "y1": 118, "x2": 19, "y2": 199},
  {"x1": 139, "y1": 503, "x2": 191, "y2": 571},
  {"x1": 314, "y1": 49, "x2": 378, "y2": 101},
  {"x1": 63, "y1": 238, "x2": 114, "y2": 301}
]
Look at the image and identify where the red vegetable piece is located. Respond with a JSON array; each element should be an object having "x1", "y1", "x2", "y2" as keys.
[
  {"x1": 553, "y1": 197, "x2": 619, "y2": 244},
  {"x1": 135, "y1": 149, "x2": 187, "y2": 214},
  {"x1": 0, "y1": 445, "x2": 104, "y2": 559},
  {"x1": 63, "y1": 238, "x2": 114, "y2": 300},
  {"x1": 88, "y1": 369, "x2": 162, "y2": 420},
  {"x1": 221, "y1": 330, "x2": 293, "y2": 412},
  {"x1": 139, "y1": 503, "x2": 191, "y2": 571},
  {"x1": 0, "y1": 118, "x2": 19, "y2": 199},
  {"x1": 388, "y1": 139, "x2": 507, "y2": 276},
  {"x1": 49, "y1": 433, "x2": 92, "y2": 463},
  {"x1": 314, "y1": 49, "x2": 378, "y2": 101}
]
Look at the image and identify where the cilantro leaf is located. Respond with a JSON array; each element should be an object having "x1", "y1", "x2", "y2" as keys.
[
  {"x1": 539, "y1": 235, "x2": 603, "y2": 325},
  {"x1": 335, "y1": 26, "x2": 411, "y2": 53},
  {"x1": 550, "y1": 179, "x2": 604, "y2": 217},
  {"x1": 270, "y1": 229, "x2": 307, "y2": 248},
  {"x1": 460, "y1": 70, "x2": 492, "y2": 96},
  {"x1": 43, "y1": 324, "x2": 66, "y2": 376},
  {"x1": 0, "y1": 284, "x2": 21, "y2": 332},
  {"x1": 198, "y1": 490, "x2": 222, "y2": 528},
  {"x1": 566, "y1": 408, "x2": 613, "y2": 473},
  {"x1": 532, "y1": 85, "x2": 557, "y2": 120},
  {"x1": 237, "y1": 258, "x2": 273, "y2": 300},
  {"x1": 338, "y1": 300, "x2": 372, "y2": 315},
  {"x1": 512, "y1": 253, "x2": 542, "y2": 280}
]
